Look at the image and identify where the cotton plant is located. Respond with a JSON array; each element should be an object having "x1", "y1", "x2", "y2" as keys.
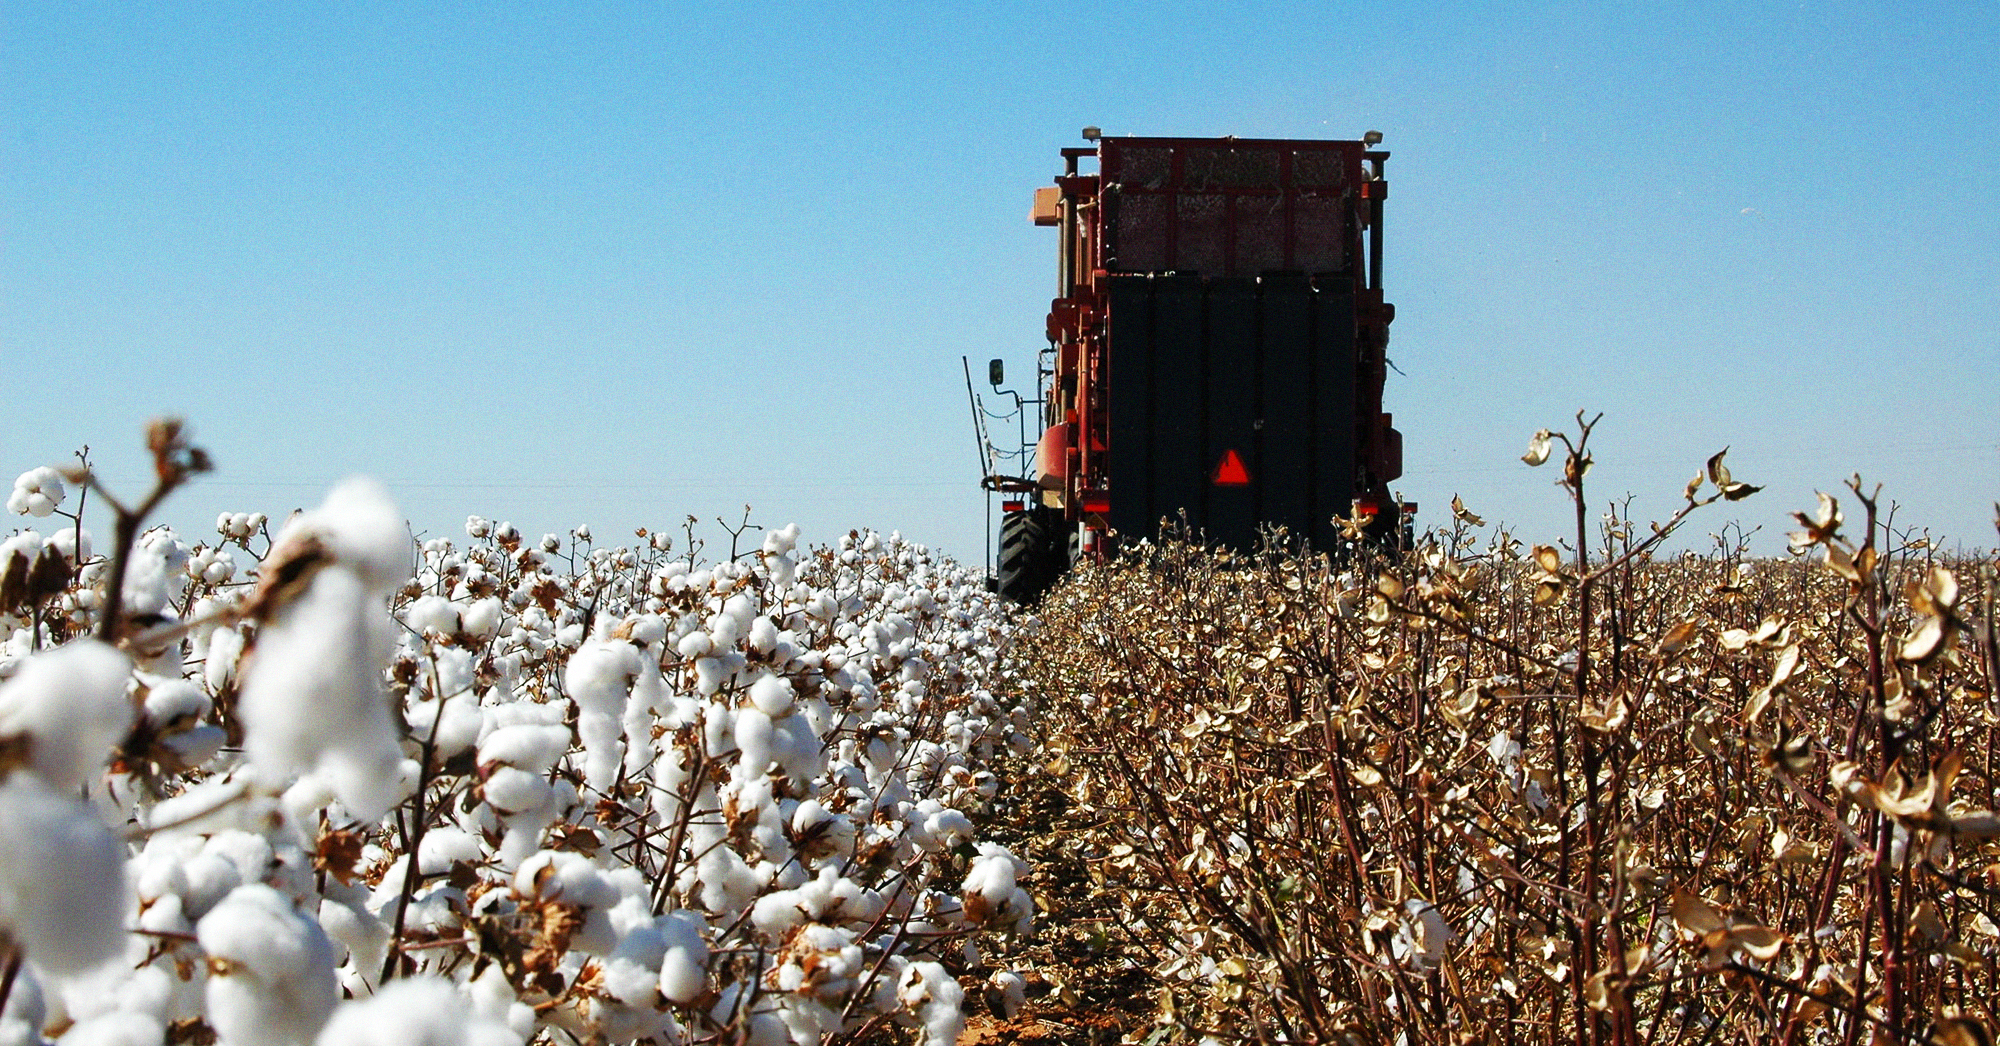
[{"x1": 0, "y1": 431, "x2": 1037, "y2": 1046}]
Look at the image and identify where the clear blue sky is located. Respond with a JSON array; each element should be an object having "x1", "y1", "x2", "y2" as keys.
[{"x1": 5, "y1": 2, "x2": 1996, "y2": 565}]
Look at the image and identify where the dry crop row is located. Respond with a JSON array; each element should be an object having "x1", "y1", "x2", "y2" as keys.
[{"x1": 1018, "y1": 421, "x2": 1998, "y2": 1046}]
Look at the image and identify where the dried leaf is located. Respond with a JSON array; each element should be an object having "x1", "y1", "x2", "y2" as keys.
[
  {"x1": 1671, "y1": 889, "x2": 1726, "y2": 936},
  {"x1": 1706, "y1": 448, "x2": 1733, "y2": 488},
  {"x1": 1899, "y1": 615, "x2": 1951, "y2": 665},
  {"x1": 1654, "y1": 620, "x2": 1699, "y2": 657},
  {"x1": 1522, "y1": 429, "x2": 1553, "y2": 467},
  {"x1": 1727, "y1": 925, "x2": 1786, "y2": 962}
]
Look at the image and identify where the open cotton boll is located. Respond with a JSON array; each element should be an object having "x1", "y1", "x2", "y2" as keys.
[
  {"x1": 405, "y1": 692, "x2": 481, "y2": 760},
  {"x1": 313, "y1": 975, "x2": 523, "y2": 1046},
  {"x1": 316, "y1": 895, "x2": 388, "y2": 983},
  {"x1": 198, "y1": 884, "x2": 338, "y2": 1046},
  {"x1": 0, "y1": 961, "x2": 42, "y2": 1046},
  {"x1": 896, "y1": 961, "x2": 965, "y2": 1046},
  {"x1": 279, "y1": 477, "x2": 412, "y2": 596},
  {"x1": 477, "y1": 722, "x2": 570, "y2": 775},
  {"x1": 0, "y1": 639, "x2": 133, "y2": 794},
  {"x1": 51, "y1": 1010, "x2": 164, "y2": 1046},
  {"x1": 0, "y1": 775, "x2": 128, "y2": 976},
  {"x1": 122, "y1": 531, "x2": 185, "y2": 617},
  {"x1": 564, "y1": 638, "x2": 640, "y2": 794},
  {"x1": 238, "y1": 566, "x2": 404, "y2": 822},
  {"x1": 142, "y1": 678, "x2": 211, "y2": 729},
  {"x1": 1393, "y1": 899, "x2": 1452, "y2": 974},
  {"x1": 602, "y1": 923, "x2": 667, "y2": 1006},
  {"x1": 467, "y1": 966, "x2": 536, "y2": 1044},
  {"x1": 653, "y1": 910, "x2": 710, "y2": 1005},
  {"x1": 204, "y1": 625, "x2": 245, "y2": 694},
  {"x1": 746, "y1": 673, "x2": 794, "y2": 717},
  {"x1": 417, "y1": 827, "x2": 484, "y2": 875},
  {"x1": 401, "y1": 595, "x2": 460, "y2": 637},
  {"x1": 459, "y1": 597, "x2": 504, "y2": 640},
  {"x1": 7, "y1": 466, "x2": 65, "y2": 517}
]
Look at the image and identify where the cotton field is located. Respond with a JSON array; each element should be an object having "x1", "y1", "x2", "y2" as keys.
[{"x1": 0, "y1": 423, "x2": 1035, "y2": 1046}]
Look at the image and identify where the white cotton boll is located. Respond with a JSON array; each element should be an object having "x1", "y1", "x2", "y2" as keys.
[
  {"x1": 0, "y1": 962, "x2": 42, "y2": 1046},
  {"x1": 919, "y1": 805, "x2": 973, "y2": 853},
  {"x1": 747, "y1": 616, "x2": 779, "y2": 656},
  {"x1": 402, "y1": 596, "x2": 460, "y2": 637},
  {"x1": 460, "y1": 597, "x2": 503, "y2": 640},
  {"x1": 53, "y1": 1011, "x2": 163, "y2": 1046},
  {"x1": 695, "y1": 848, "x2": 763, "y2": 916},
  {"x1": 693, "y1": 656, "x2": 728, "y2": 696},
  {"x1": 770, "y1": 712, "x2": 825, "y2": 783},
  {"x1": 750, "y1": 889, "x2": 807, "y2": 935},
  {"x1": 283, "y1": 477, "x2": 412, "y2": 595},
  {"x1": 1394, "y1": 899, "x2": 1452, "y2": 974},
  {"x1": 198, "y1": 885, "x2": 338, "y2": 1046},
  {"x1": 512, "y1": 852, "x2": 615, "y2": 909},
  {"x1": 162, "y1": 724, "x2": 227, "y2": 768},
  {"x1": 477, "y1": 723, "x2": 569, "y2": 775},
  {"x1": 747, "y1": 673, "x2": 794, "y2": 717},
  {"x1": 205, "y1": 624, "x2": 244, "y2": 694},
  {"x1": 313, "y1": 975, "x2": 523, "y2": 1046},
  {"x1": 142, "y1": 678, "x2": 211, "y2": 728},
  {"x1": 897, "y1": 962, "x2": 966, "y2": 1046},
  {"x1": 565, "y1": 639, "x2": 640, "y2": 794},
  {"x1": 734, "y1": 707, "x2": 775, "y2": 774},
  {"x1": 675, "y1": 631, "x2": 712, "y2": 660},
  {"x1": 602, "y1": 924, "x2": 665, "y2": 1007},
  {"x1": 468, "y1": 965, "x2": 536, "y2": 1044},
  {"x1": 408, "y1": 693, "x2": 481, "y2": 759},
  {"x1": 962, "y1": 848, "x2": 1017, "y2": 910},
  {"x1": 707, "y1": 610, "x2": 743, "y2": 652},
  {"x1": 761, "y1": 524, "x2": 800, "y2": 558},
  {"x1": 986, "y1": 971, "x2": 1026, "y2": 1019},
  {"x1": 123, "y1": 532, "x2": 183, "y2": 616},
  {"x1": 0, "y1": 639, "x2": 134, "y2": 794},
  {"x1": 316, "y1": 896, "x2": 388, "y2": 981},
  {"x1": 417, "y1": 828, "x2": 483, "y2": 875},
  {"x1": 46, "y1": 526, "x2": 90, "y2": 567},
  {"x1": 481, "y1": 766, "x2": 553, "y2": 816},
  {"x1": 7, "y1": 467, "x2": 65, "y2": 517},
  {"x1": 0, "y1": 776, "x2": 128, "y2": 976},
  {"x1": 238, "y1": 567, "x2": 403, "y2": 822}
]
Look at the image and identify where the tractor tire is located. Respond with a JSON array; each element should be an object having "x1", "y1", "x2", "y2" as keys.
[{"x1": 997, "y1": 507, "x2": 1062, "y2": 605}]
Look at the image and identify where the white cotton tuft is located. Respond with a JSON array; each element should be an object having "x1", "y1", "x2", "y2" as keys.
[
  {"x1": 986, "y1": 970, "x2": 1026, "y2": 1019},
  {"x1": 402, "y1": 595, "x2": 460, "y2": 637},
  {"x1": 0, "y1": 961, "x2": 42, "y2": 1046},
  {"x1": 0, "y1": 639, "x2": 133, "y2": 794},
  {"x1": 281, "y1": 477, "x2": 412, "y2": 594},
  {"x1": 0, "y1": 776, "x2": 128, "y2": 975},
  {"x1": 198, "y1": 884, "x2": 339, "y2": 1046},
  {"x1": 238, "y1": 567, "x2": 404, "y2": 822},
  {"x1": 655, "y1": 911, "x2": 711, "y2": 1005},
  {"x1": 312, "y1": 975, "x2": 523, "y2": 1046},
  {"x1": 897, "y1": 961, "x2": 966, "y2": 1046},
  {"x1": 746, "y1": 673, "x2": 794, "y2": 717},
  {"x1": 564, "y1": 638, "x2": 640, "y2": 794},
  {"x1": 51, "y1": 1010, "x2": 164, "y2": 1046},
  {"x1": 7, "y1": 466, "x2": 65, "y2": 517}
]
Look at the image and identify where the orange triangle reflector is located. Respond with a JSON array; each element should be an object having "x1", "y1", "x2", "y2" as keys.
[{"x1": 1211, "y1": 449, "x2": 1252, "y2": 486}]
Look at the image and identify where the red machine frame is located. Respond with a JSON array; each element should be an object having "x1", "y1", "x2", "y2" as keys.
[{"x1": 1019, "y1": 135, "x2": 1403, "y2": 560}]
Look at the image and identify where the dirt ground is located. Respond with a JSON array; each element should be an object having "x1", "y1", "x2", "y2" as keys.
[{"x1": 956, "y1": 762, "x2": 1163, "y2": 1046}]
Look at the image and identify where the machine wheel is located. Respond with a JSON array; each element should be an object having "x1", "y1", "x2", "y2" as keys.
[{"x1": 997, "y1": 506, "x2": 1064, "y2": 604}]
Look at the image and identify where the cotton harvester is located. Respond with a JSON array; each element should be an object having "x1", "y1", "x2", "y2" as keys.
[{"x1": 971, "y1": 130, "x2": 1410, "y2": 603}]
